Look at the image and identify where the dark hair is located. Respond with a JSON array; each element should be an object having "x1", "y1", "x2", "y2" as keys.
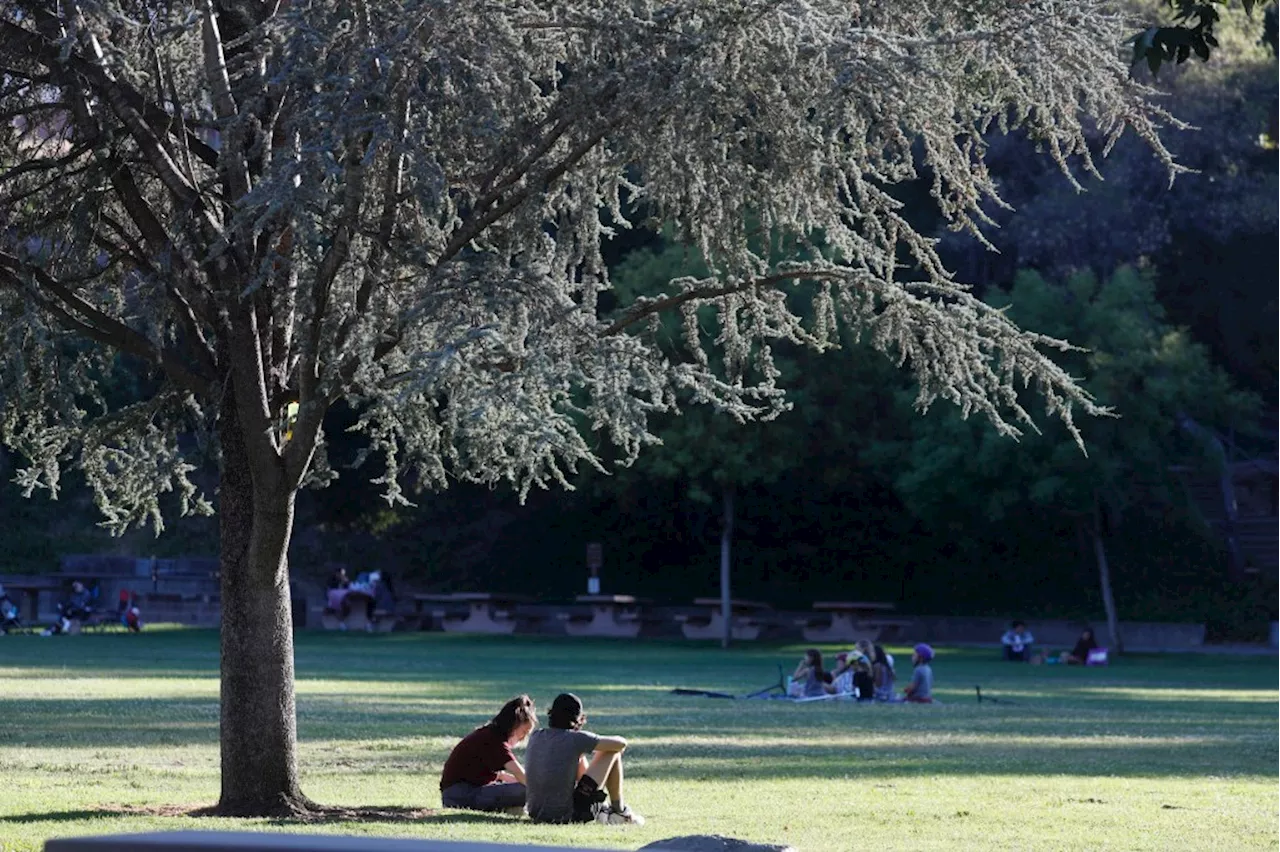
[
  {"x1": 488, "y1": 694, "x2": 537, "y2": 740},
  {"x1": 872, "y1": 644, "x2": 890, "y2": 668},
  {"x1": 1080, "y1": 628, "x2": 1093, "y2": 640},
  {"x1": 804, "y1": 648, "x2": 831, "y2": 678},
  {"x1": 548, "y1": 693, "x2": 585, "y2": 730},
  {"x1": 1012, "y1": 620, "x2": 1026, "y2": 629}
]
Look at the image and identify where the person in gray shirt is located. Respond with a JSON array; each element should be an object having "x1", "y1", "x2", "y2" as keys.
[
  {"x1": 903, "y1": 643, "x2": 935, "y2": 703},
  {"x1": 524, "y1": 692, "x2": 644, "y2": 825}
]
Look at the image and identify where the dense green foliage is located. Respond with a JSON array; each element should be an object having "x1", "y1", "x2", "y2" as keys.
[
  {"x1": 874, "y1": 267, "x2": 1253, "y2": 527},
  {"x1": 1131, "y1": 0, "x2": 1277, "y2": 76}
]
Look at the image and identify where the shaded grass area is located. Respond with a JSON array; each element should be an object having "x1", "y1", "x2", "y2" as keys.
[{"x1": 0, "y1": 631, "x2": 1275, "y2": 851}]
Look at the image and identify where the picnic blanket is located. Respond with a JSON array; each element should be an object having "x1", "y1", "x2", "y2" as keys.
[{"x1": 672, "y1": 666, "x2": 859, "y2": 702}]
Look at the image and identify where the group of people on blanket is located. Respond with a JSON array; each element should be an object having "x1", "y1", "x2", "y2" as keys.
[{"x1": 791, "y1": 641, "x2": 935, "y2": 703}]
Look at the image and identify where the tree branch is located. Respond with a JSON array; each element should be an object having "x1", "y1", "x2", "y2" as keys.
[
  {"x1": 0, "y1": 252, "x2": 212, "y2": 395},
  {"x1": 1, "y1": 18, "x2": 226, "y2": 244},
  {"x1": 603, "y1": 269, "x2": 844, "y2": 336},
  {"x1": 439, "y1": 125, "x2": 612, "y2": 266},
  {"x1": 226, "y1": 299, "x2": 285, "y2": 485}
]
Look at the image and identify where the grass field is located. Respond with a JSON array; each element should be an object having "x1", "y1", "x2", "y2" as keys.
[{"x1": 0, "y1": 630, "x2": 1275, "y2": 852}]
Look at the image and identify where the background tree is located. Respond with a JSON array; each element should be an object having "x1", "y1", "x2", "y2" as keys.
[
  {"x1": 1, "y1": 0, "x2": 1183, "y2": 816},
  {"x1": 870, "y1": 267, "x2": 1257, "y2": 650},
  {"x1": 606, "y1": 236, "x2": 883, "y2": 644}
]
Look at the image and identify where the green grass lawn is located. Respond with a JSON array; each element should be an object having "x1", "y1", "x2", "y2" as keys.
[{"x1": 0, "y1": 631, "x2": 1275, "y2": 852}]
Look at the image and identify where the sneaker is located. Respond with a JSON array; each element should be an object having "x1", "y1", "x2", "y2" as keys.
[{"x1": 606, "y1": 805, "x2": 645, "y2": 826}]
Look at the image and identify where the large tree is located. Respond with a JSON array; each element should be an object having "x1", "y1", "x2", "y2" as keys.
[{"x1": 1, "y1": 0, "x2": 1179, "y2": 815}]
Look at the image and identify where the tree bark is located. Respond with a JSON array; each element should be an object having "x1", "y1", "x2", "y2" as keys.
[
  {"x1": 719, "y1": 486, "x2": 734, "y2": 650},
  {"x1": 1219, "y1": 464, "x2": 1245, "y2": 583},
  {"x1": 214, "y1": 392, "x2": 311, "y2": 816},
  {"x1": 1091, "y1": 494, "x2": 1124, "y2": 655}
]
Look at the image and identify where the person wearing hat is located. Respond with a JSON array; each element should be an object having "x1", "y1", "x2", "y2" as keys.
[
  {"x1": 902, "y1": 643, "x2": 935, "y2": 704},
  {"x1": 523, "y1": 692, "x2": 644, "y2": 825}
]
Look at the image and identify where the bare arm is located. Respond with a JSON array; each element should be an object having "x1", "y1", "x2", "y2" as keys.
[
  {"x1": 593, "y1": 735, "x2": 627, "y2": 753},
  {"x1": 576, "y1": 755, "x2": 588, "y2": 780},
  {"x1": 502, "y1": 759, "x2": 526, "y2": 785}
]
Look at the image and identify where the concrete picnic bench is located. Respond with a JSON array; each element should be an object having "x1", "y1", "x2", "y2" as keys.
[
  {"x1": 677, "y1": 598, "x2": 773, "y2": 641},
  {"x1": 321, "y1": 588, "x2": 388, "y2": 632},
  {"x1": 799, "y1": 600, "x2": 909, "y2": 644},
  {"x1": 414, "y1": 593, "x2": 529, "y2": 634},
  {"x1": 559, "y1": 594, "x2": 650, "y2": 638}
]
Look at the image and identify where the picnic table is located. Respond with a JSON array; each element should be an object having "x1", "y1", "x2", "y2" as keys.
[
  {"x1": 800, "y1": 601, "x2": 906, "y2": 643},
  {"x1": 678, "y1": 597, "x2": 773, "y2": 641},
  {"x1": 560, "y1": 595, "x2": 647, "y2": 638},
  {"x1": 413, "y1": 593, "x2": 527, "y2": 634},
  {"x1": 320, "y1": 588, "x2": 382, "y2": 632}
]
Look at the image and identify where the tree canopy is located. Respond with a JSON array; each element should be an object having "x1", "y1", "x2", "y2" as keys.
[
  {"x1": 1, "y1": 0, "x2": 1187, "y2": 523},
  {"x1": 0, "y1": 0, "x2": 1196, "y2": 816}
]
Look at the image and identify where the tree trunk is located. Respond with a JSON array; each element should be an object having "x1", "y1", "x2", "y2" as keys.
[
  {"x1": 719, "y1": 486, "x2": 734, "y2": 649},
  {"x1": 1219, "y1": 465, "x2": 1245, "y2": 583},
  {"x1": 214, "y1": 395, "x2": 311, "y2": 816},
  {"x1": 1091, "y1": 494, "x2": 1124, "y2": 655}
]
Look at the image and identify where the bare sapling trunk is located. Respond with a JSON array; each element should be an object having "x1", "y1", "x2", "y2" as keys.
[
  {"x1": 215, "y1": 395, "x2": 311, "y2": 816},
  {"x1": 720, "y1": 486, "x2": 734, "y2": 649},
  {"x1": 1091, "y1": 493, "x2": 1124, "y2": 655}
]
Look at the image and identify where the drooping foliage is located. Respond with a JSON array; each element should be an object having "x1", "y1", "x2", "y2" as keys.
[
  {"x1": 870, "y1": 266, "x2": 1257, "y2": 524},
  {"x1": 0, "y1": 0, "x2": 1188, "y2": 528}
]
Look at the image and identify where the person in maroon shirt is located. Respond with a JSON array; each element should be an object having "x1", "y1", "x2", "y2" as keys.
[{"x1": 440, "y1": 694, "x2": 537, "y2": 813}]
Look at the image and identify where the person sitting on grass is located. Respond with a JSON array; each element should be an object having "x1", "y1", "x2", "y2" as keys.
[
  {"x1": 791, "y1": 648, "x2": 834, "y2": 697},
  {"x1": 830, "y1": 640, "x2": 876, "y2": 699},
  {"x1": 852, "y1": 639, "x2": 877, "y2": 701},
  {"x1": 1064, "y1": 628, "x2": 1099, "y2": 665},
  {"x1": 41, "y1": 581, "x2": 93, "y2": 636},
  {"x1": 440, "y1": 694, "x2": 537, "y2": 814},
  {"x1": 1001, "y1": 620, "x2": 1035, "y2": 662},
  {"x1": 524, "y1": 692, "x2": 644, "y2": 825},
  {"x1": 828, "y1": 650, "x2": 854, "y2": 695},
  {"x1": 903, "y1": 643, "x2": 935, "y2": 704},
  {"x1": 872, "y1": 644, "x2": 897, "y2": 702}
]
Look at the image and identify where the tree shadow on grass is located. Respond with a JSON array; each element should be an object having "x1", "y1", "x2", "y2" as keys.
[
  {"x1": 255, "y1": 805, "x2": 445, "y2": 825},
  {"x1": 0, "y1": 804, "x2": 517, "y2": 826},
  {"x1": 0, "y1": 804, "x2": 204, "y2": 823},
  {"x1": 0, "y1": 809, "x2": 131, "y2": 824},
  {"x1": 262, "y1": 807, "x2": 520, "y2": 826}
]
